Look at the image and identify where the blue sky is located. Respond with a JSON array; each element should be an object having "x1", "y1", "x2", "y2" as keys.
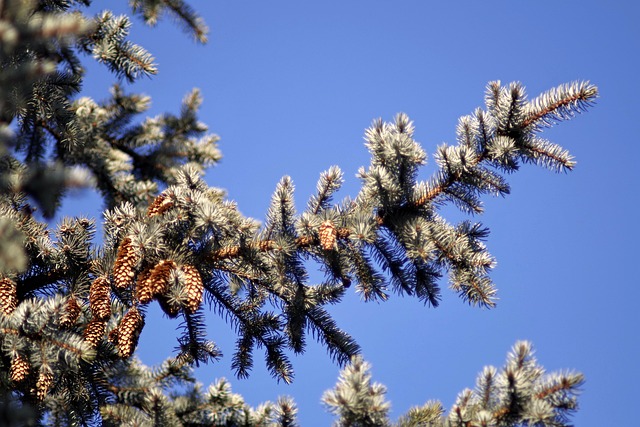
[{"x1": 69, "y1": 1, "x2": 639, "y2": 425}]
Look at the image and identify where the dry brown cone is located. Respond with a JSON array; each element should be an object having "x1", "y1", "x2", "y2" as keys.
[
  {"x1": 135, "y1": 266, "x2": 154, "y2": 303},
  {"x1": 59, "y1": 295, "x2": 82, "y2": 328},
  {"x1": 147, "y1": 260, "x2": 176, "y2": 296},
  {"x1": 117, "y1": 306, "x2": 144, "y2": 358},
  {"x1": 136, "y1": 260, "x2": 177, "y2": 304},
  {"x1": 90, "y1": 276, "x2": 112, "y2": 320},
  {"x1": 83, "y1": 318, "x2": 107, "y2": 348},
  {"x1": 113, "y1": 236, "x2": 139, "y2": 289},
  {"x1": 0, "y1": 277, "x2": 17, "y2": 316},
  {"x1": 182, "y1": 265, "x2": 204, "y2": 313},
  {"x1": 147, "y1": 193, "x2": 175, "y2": 217},
  {"x1": 36, "y1": 367, "x2": 54, "y2": 401},
  {"x1": 319, "y1": 220, "x2": 337, "y2": 251},
  {"x1": 10, "y1": 354, "x2": 30, "y2": 383}
]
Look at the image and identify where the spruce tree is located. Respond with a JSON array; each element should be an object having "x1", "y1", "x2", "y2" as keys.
[{"x1": 0, "y1": 1, "x2": 597, "y2": 425}]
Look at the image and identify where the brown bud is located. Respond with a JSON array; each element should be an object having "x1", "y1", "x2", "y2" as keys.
[
  {"x1": 89, "y1": 276, "x2": 111, "y2": 320},
  {"x1": 147, "y1": 194, "x2": 174, "y2": 217},
  {"x1": 60, "y1": 295, "x2": 81, "y2": 328},
  {"x1": 0, "y1": 277, "x2": 17, "y2": 316},
  {"x1": 36, "y1": 367, "x2": 54, "y2": 400},
  {"x1": 319, "y1": 220, "x2": 337, "y2": 251},
  {"x1": 182, "y1": 265, "x2": 203, "y2": 313},
  {"x1": 117, "y1": 307, "x2": 144, "y2": 358},
  {"x1": 113, "y1": 237, "x2": 139, "y2": 289},
  {"x1": 10, "y1": 354, "x2": 29, "y2": 383},
  {"x1": 83, "y1": 318, "x2": 107, "y2": 348}
]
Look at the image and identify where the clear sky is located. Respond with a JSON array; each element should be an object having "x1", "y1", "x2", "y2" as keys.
[{"x1": 68, "y1": 1, "x2": 639, "y2": 425}]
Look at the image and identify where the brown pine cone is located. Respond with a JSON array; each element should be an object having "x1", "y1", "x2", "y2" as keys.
[
  {"x1": 60, "y1": 295, "x2": 81, "y2": 328},
  {"x1": 89, "y1": 276, "x2": 112, "y2": 320},
  {"x1": 147, "y1": 194, "x2": 174, "y2": 217},
  {"x1": 319, "y1": 220, "x2": 337, "y2": 251},
  {"x1": 10, "y1": 354, "x2": 30, "y2": 383},
  {"x1": 113, "y1": 237, "x2": 139, "y2": 289},
  {"x1": 182, "y1": 265, "x2": 203, "y2": 314},
  {"x1": 147, "y1": 260, "x2": 176, "y2": 296},
  {"x1": 117, "y1": 307, "x2": 144, "y2": 358},
  {"x1": 135, "y1": 266, "x2": 154, "y2": 303},
  {"x1": 36, "y1": 367, "x2": 54, "y2": 401},
  {"x1": 0, "y1": 277, "x2": 17, "y2": 316},
  {"x1": 83, "y1": 318, "x2": 107, "y2": 348}
]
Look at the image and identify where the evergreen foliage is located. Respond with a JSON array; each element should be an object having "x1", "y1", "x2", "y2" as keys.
[{"x1": 0, "y1": 1, "x2": 596, "y2": 425}]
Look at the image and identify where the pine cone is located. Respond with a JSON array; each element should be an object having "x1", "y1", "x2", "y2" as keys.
[
  {"x1": 117, "y1": 306, "x2": 144, "y2": 358},
  {"x1": 136, "y1": 260, "x2": 176, "y2": 303},
  {"x1": 148, "y1": 260, "x2": 176, "y2": 296},
  {"x1": 182, "y1": 265, "x2": 203, "y2": 313},
  {"x1": 0, "y1": 277, "x2": 17, "y2": 316},
  {"x1": 90, "y1": 276, "x2": 112, "y2": 320},
  {"x1": 319, "y1": 220, "x2": 337, "y2": 251},
  {"x1": 135, "y1": 266, "x2": 154, "y2": 303},
  {"x1": 113, "y1": 237, "x2": 139, "y2": 289},
  {"x1": 10, "y1": 354, "x2": 29, "y2": 383},
  {"x1": 60, "y1": 295, "x2": 81, "y2": 328},
  {"x1": 147, "y1": 194, "x2": 174, "y2": 217},
  {"x1": 36, "y1": 367, "x2": 54, "y2": 401},
  {"x1": 83, "y1": 318, "x2": 107, "y2": 348}
]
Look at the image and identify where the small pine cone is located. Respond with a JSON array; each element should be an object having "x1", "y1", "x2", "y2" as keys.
[
  {"x1": 60, "y1": 296, "x2": 81, "y2": 328},
  {"x1": 36, "y1": 367, "x2": 54, "y2": 401},
  {"x1": 0, "y1": 277, "x2": 17, "y2": 316},
  {"x1": 117, "y1": 307, "x2": 144, "y2": 358},
  {"x1": 90, "y1": 276, "x2": 112, "y2": 320},
  {"x1": 319, "y1": 220, "x2": 337, "y2": 251},
  {"x1": 147, "y1": 260, "x2": 176, "y2": 296},
  {"x1": 83, "y1": 318, "x2": 107, "y2": 348},
  {"x1": 10, "y1": 354, "x2": 30, "y2": 383},
  {"x1": 147, "y1": 194, "x2": 174, "y2": 217},
  {"x1": 113, "y1": 237, "x2": 139, "y2": 289},
  {"x1": 135, "y1": 266, "x2": 154, "y2": 303},
  {"x1": 182, "y1": 265, "x2": 203, "y2": 313}
]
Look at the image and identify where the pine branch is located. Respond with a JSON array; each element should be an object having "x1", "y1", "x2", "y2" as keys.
[
  {"x1": 130, "y1": 0, "x2": 209, "y2": 43},
  {"x1": 16, "y1": 268, "x2": 68, "y2": 299},
  {"x1": 523, "y1": 81, "x2": 598, "y2": 129},
  {"x1": 207, "y1": 230, "x2": 349, "y2": 262},
  {"x1": 0, "y1": 1, "x2": 597, "y2": 420}
]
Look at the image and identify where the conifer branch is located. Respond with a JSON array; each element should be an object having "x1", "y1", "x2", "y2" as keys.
[
  {"x1": 535, "y1": 377, "x2": 579, "y2": 400},
  {"x1": 39, "y1": 120, "x2": 64, "y2": 145},
  {"x1": 523, "y1": 141, "x2": 576, "y2": 171},
  {"x1": 17, "y1": 268, "x2": 68, "y2": 298},
  {"x1": 0, "y1": 1, "x2": 596, "y2": 423},
  {"x1": 413, "y1": 180, "x2": 453, "y2": 207},
  {"x1": 523, "y1": 82, "x2": 598, "y2": 129},
  {"x1": 208, "y1": 230, "x2": 349, "y2": 262}
]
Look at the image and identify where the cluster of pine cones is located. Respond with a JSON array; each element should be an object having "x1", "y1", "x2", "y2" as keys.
[{"x1": 85, "y1": 235, "x2": 204, "y2": 357}]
